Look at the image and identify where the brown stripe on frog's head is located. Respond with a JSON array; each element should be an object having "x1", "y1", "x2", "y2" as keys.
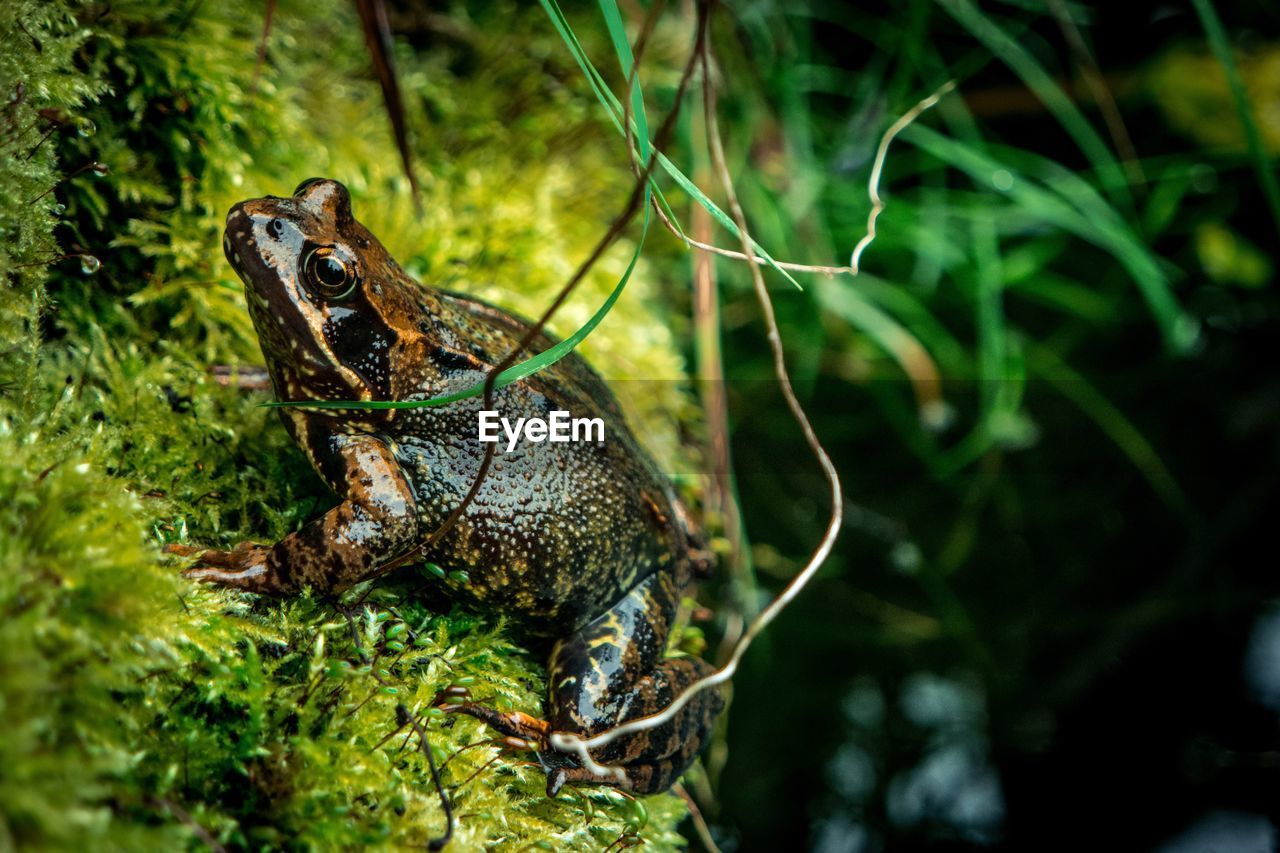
[{"x1": 224, "y1": 178, "x2": 423, "y2": 410}]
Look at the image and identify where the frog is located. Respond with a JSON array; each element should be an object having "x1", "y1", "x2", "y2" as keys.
[{"x1": 179, "y1": 177, "x2": 723, "y2": 797}]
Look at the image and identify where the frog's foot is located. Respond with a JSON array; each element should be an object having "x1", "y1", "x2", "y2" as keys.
[
  {"x1": 432, "y1": 689, "x2": 605, "y2": 794},
  {"x1": 165, "y1": 541, "x2": 277, "y2": 592},
  {"x1": 538, "y1": 740, "x2": 714, "y2": 796},
  {"x1": 430, "y1": 690, "x2": 646, "y2": 796},
  {"x1": 431, "y1": 687, "x2": 551, "y2": 749},
  {"x1": 541, "y1": 760, "x2": 628, "y2": 797}
]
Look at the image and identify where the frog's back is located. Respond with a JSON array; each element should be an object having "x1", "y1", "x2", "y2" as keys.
[
  {"x1": 385, "y1": 288, "x2": 701, "y2": 635},
  {"x1": 437, "y1": 291, "x2": 631, "y2": 425}
]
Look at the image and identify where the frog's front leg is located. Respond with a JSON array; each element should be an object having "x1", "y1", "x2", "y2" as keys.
[{"x1": 179, "y1": 433, "x2": 418, "y2": 595}]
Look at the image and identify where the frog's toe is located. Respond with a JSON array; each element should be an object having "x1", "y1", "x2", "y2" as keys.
[
  {"x1": 433, "y1": 696, "x2": 552, "y2": 748},
  {"x1": 184, "y1": 562, "x2": 269, "y2": 586},
  {"x1": 537, "y1": 747, "x2": 679, "y2": 796},
  {"x1": 170, "y1": 542, "x2": 276, "y2": 591},
  {"x1": 543, "y1": 761, "x2": 614, "y2": 797}
]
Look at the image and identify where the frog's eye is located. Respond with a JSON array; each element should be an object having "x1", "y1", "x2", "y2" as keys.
[
  {"x1": 302, "y1": 246, "x2": 358, "y2": 300},
  {"x1": 293, "y1": 177, "x2": 327, "y2": 196}
]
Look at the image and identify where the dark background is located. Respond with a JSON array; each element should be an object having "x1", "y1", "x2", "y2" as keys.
[{"x1": 705, "y1": 1, "x2": 1280, "y2": 850}]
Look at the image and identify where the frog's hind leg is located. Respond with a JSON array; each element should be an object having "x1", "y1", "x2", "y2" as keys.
[
  {"x1": 543, "y1": 569, "x2": 724, "y2": 796},
  {"x1": 544, "y1": 655, "x2": 720, "y2": 796}
]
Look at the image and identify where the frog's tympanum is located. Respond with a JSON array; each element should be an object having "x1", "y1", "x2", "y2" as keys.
[{"x1": 185, "y1": 178, "x2": 723, "y2": 796}]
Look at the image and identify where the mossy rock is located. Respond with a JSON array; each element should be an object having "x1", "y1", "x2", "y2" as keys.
[{"x1": 1, "y1": 1, "x2": 699, "y2": 848}]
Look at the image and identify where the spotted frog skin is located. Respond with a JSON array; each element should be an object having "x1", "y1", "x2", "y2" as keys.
[{"x1": 184, "y1": 178, "x2": 722, "y2": 795}]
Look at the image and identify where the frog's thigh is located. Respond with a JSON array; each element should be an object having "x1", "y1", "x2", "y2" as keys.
[{"x1": 546, "y1": 570, "x2": 724, "y2": 794}]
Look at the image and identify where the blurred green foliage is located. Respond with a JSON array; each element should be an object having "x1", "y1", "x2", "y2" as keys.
[{"x1": 689, "y1": 1, "x2": 1280, "y2": 849}]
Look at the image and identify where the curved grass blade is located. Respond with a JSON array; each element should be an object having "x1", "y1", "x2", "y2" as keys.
[
  {"x1": 1190, "y1": 0, "x2": 1280, "y2": 239},
  {"x1": 971, "y1": 210, "x2": 1009, "y2": 419},
  {"x1": 540, "y1": 0, "x2": 800, "y2": 288},
  {"x1": 854, "y1": 274, "x2": 971, "y2": 371},
  {"x1": 599, "y1": 0, "x2": 650, "y2": 163},
  {"x1": 1028, "y1": 343, "x2": 1187, "y2": 513},
  {"x1": 936, "y1": 0, "x2": 1132, "y2": 207},
  {"x1": 817, "y1": 280, "x2": 944, "y2": 419},
  {"x1": 903, "y1": 124, "x2": 1197, "y2": 354},
  {"x1": 264, "y1": 208, "x2": 653, "y2": 412},
  {"x1": 541, "y1": 0, "x2": 676, "y2": 234}
]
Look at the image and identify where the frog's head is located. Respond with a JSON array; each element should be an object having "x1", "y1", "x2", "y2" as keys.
[{"x1": 224, "y1": 178, "x2": 408, "y2": 404}]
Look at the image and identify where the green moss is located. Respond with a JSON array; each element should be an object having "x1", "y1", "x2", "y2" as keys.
[
  {"x1": 2, "y1": 0, "x2": 697, "y2": 848},
  {"x1": 0, "y1": 2, "x2": 100, "y2": 406},
  {"x1": 0, "y1": 433, "x2": 187, "y2": 849}
]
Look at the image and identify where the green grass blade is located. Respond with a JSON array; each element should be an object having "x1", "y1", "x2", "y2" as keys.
[
  {"x1": 540, "y1": 0, "x2": 666, "y2": 204},
  {"x1": 936, "y1": 0, "x2": 1132, "y2": 207},
  {"x1": 903, "y1": 124, "x2": 1197, "y2": 354},
  {"x1": 817, "y1": 281, "x2": 944, "y2": 416},
  {"x1": 1190, "y1": 0, "x2": 1280, "y2": 239},
  {"x1": 265, "y1": 209, "x2": 654, "y2": 412},
  {"x1": 854, "y1": 274, "x2": 971, "y2": 370},
  {"x1": 1028, "y1": 343, "x2": 1187, "y2": 512},
  {"x1": 598, "y1": 0, "x2": 650, "y2": 163},
  {"x1": 1010, "y1": 272, "x2": 1116, "y2": 322},
  {"x1": 972, "y1": 212, "x2": 1002, "y2": 413},
  {"x1": 539, "y1": 0, "x2": 800, "y2": 288}
]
